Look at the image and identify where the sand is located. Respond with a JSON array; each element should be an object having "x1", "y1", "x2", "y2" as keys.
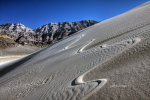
[
  {"x1": 0, "y1": 55, "x2": 26, "y2": 66},
  {"x1": 0, "y1": 45, "x2": 40, "y2": 56},
  {"x1": 0, "y1": 1, "x2": 150, "y2": 100}
]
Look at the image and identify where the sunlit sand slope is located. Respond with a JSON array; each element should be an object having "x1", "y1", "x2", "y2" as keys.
[{"x1": 0, "y1": 2, "x2": 150, "y2": 100}]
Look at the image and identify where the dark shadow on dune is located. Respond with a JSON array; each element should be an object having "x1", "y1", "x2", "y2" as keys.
[
  {"x1": 71, "y1": 77, "x2": 102, "y2": 86},
  {"x1": 71, "y1": 78, "x2": 77, "y2": 86},
  {"x1": 0, "y1": 55, "x2": 33, "y2": 77},
  {"x1": 0, "y1": 39, "x2": 67, "y2": 77},
  {"x1": 0, "y1": 45, "x2": 50, "y2": 77}
]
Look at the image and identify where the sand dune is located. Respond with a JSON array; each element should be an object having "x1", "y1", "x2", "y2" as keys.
[
  {"x1": 0, "y1": 2, "x2": 150, "y2": 100},
  {"x1": 0, "y1": 55, "x2": 26, "y2": 66}
]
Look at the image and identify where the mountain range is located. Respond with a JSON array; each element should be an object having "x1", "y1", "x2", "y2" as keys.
[{"x1": 0, "y1": 20, "x2": 98, "y2": 48}]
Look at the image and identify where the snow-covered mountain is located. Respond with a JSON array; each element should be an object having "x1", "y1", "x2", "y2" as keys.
[
  {"x1": 34, "y1": 20, "x2": 98, "y2": 43},
  {"x1": 0, "y1": 20, "x2": 98, "y2": 48},
  {"x1": 0, "y1": 23, "x2": 33, "y2": 33},
  {"x1": 0, "y1": 23, "x2": 36, "y2": 48}
]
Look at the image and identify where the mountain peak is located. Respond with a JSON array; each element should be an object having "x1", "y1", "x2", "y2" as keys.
[
  {"x1": 0, "y1": 20, "x2": 98, "y2": 48},
  {"x1": 0, "y1": 23, "x2": 33, "y2": 33}
]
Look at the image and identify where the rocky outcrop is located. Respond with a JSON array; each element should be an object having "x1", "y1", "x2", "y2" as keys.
[
  {"x1": 0, "y1": 23, "x2": 37, "y2": 48},
  {"x1": 0, "y1": 33, "x2": 17, "y2": 48},
  {"x1": 34, "y1": 20, "x2": 98, "y2": 44},
  {"x1": 0, "y1": 20, "x2": 98, "y2": 48}
]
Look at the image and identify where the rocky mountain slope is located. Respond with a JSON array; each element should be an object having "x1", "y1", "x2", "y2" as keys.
[
  {"x1": 0, "y1": 20, "x2": 98, "y2": 48},
  {"x1": 34, "y1": 20, "x2": 98, "y2": 43},
  {"x1": 0, "y1": 23, "x2": 36, "y2": 48}
]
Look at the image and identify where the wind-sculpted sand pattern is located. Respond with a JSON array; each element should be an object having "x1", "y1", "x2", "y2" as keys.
[
  {"x1": 42, "y1": 37, "x2": 141, "y2": 100},
  {"x1": 85, "y1": 36, "x2": 150, "y2": 100},
  {"x1": 25, "y1": 37, "x2": 140, "y2": 100},
  {"x1": 1, "y1": 2, "x2": 150, "y2": 100}
]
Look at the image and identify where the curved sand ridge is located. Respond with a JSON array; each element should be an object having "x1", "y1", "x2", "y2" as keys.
[
  {"x1": 72, "y1": 38, "x2": 141, "y2": 99},
  {"x1": 84, "y1": 35, "x2": 150, "y2": 100},
  {"x1": 39, "y1": 37, "x2": 141, "y2": 100},
  {"x1": 75, "y1": 37, "x2": 141, "y2": 84},
  {"x1": 78, "y1": 37, "x2": 141, "y2": 53}
]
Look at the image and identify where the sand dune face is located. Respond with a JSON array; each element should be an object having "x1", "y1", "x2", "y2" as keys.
[
  {"x1": 0, "y1": 55, "x2": 26, "y2": 66},
  {"x1": 1, "y1": 2, "x2": 150, "y2": 100}
]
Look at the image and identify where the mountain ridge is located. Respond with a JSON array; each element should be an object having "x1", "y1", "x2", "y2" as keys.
[{"x1": 0, "y1": 20, "x2": 98, "y2": 48}]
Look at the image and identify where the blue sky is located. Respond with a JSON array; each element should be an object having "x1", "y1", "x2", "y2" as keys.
[{"x1": 0, "y1": 0, "x2": 149, "y2": 29}]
